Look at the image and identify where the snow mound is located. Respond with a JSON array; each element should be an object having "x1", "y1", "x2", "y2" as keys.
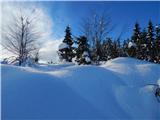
[{"x1": 1, "y1": 57, "x2": 160, "y2": 119}]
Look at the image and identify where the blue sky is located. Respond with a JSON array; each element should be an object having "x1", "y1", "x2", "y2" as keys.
[
  {"x1": 37, "y1": 1, "x2": 160, "y2": 40},
  {"x1": 1, "y1": 1, "x2": 160, "y2": 62}
]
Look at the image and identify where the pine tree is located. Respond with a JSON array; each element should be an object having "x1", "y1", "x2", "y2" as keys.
[
  {"x1": 112, "y1": 41, "x2": 119, "y2": 58},
  {"x1": 146, "y1": 21, "x2": 155, "y2": 62},
  {"x1": 63, "y1": 26, "x2": 73, "y2": 46},
  {"x1": 99, "y1": 41, "x2": 107, "y2": 61},
  {"x1": 122, "y1": 39, "x2": 130, "y2": 57},
  {"x1": 76, "y1": 36, "x2": 91, "y2": 65},
  {"x1": 91, "y1": 40, "x2": 102, "y2": 64},
  {"x1": 155, "y1": 25, "x2": 160, "y2": 63},
  {"x1": 115, "y1": 39, "x2": 123, "y2": 57},
  {"x1": 139, "y1": 29, "x2": 147, "y2": 60},
  {"x1": 58, "y1": 26, "x2": 74, "y2": 62},
  {"x1": 131, "y1": 22, "x2": 141, "y2": 58},
  {"x1": 101, "y1": 38, "x2": 114, "y2": 61},
  {"x1": 127, "y1": 41, "x2": 136, "y2": 57}
]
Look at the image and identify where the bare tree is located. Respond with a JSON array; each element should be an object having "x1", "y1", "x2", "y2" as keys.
[
  {"x1": 1, "y1": 10, "x2": 41, "y2": 66},
  {"x1": 80, "y1": 11, "x2": 113, "y2": 63}
]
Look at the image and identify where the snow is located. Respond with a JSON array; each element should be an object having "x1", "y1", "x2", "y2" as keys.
[
  {"x1": 142, "y1": 43, "x2": 147, "y2": 47},
  {"x1": 155, "y1": 25, "x2": 159, "y2": 28},
  {"x1": 82, "y1": 51, "x2": 91, "y2": 63},
  {"x1": 82, "y1": 51, "x2": 89, "y2": 57},
  {"x1": 128, "y1": 41, "x2": 136, "y2": 48},
  {"x1": 85, "y1": 56, "x2": 91, "y2": 63},
  {"x1": 0, "y1": 56, "x2": 17, "y2": 65},
  {"x1": 1, "y1": 57, "x2": 160, "y2": 119},
  {"x1": 58, "y1": 42, "x2": 69, "y2": 50}
]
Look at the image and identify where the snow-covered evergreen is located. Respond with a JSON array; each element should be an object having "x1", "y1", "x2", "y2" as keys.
[
  {"x1": 58, "y1": 26, "x2": 75, "y2": 62},
  {"x1": 76, "y1": 36, "x2": 91, "y2": 64},
  {"x1": 155, "y1": 25, "x2": 160, "y2": 63},
  {"x1": 146, "y1": 21, "x2": 155, "y2": 62}
]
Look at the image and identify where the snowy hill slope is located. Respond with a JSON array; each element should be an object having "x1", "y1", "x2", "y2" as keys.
[{"x1": 1, "y1": 57, "x2": 160, "y2": 119}]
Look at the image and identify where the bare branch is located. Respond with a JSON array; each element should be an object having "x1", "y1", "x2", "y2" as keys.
[{"x1": 2, "y1": 8, "x2": 42, "y2": 65}]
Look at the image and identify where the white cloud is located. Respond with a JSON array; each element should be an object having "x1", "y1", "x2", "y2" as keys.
[
  {"x1": 1, "y1": 2, "x2": 53, "y2": 41},
  {"x1": 39, "y1": 39, "x2": 62, "y2": 63},
  {"x1": 0, "y1": 2, "x2": 61, "y2": 62}
]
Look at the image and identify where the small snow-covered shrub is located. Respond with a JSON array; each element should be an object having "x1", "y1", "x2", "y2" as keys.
[
  {"x1": 1, "y1": 56, "x2": 18, "y2": 65},
  {"x1": 1, "y1": 58, "x2": 8, "y2": 64}
]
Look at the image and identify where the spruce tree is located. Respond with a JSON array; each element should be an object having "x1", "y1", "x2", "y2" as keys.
[
  {"x1": 131, "y1": 22, "x2": 141, "y2": 58},
  {"x1": 91, "y1": 40, "x2": 102, "y2": 64},
  {"x1": 76, "y1": 36, "x2": 91, "y2": 65},
  {"x1": 127, "y1": 41, "x2": 136, "y2": 57},
  {"x1": 100, "y1": 41, "x2": 107, "y2": 61},
  {"x1": 58, "y1": 26, "x2": 74, "y2": 62},
  {"x1": 63, "y1": 26, "x2": 73, "y2": 46},
  {"x1": 112, "y1": 41, "x2": 119, "y2": 58},
  {"x1": 115, "y1": 39, "x2": 123, "y2": 57},
  {"x1": 146, "y1": 21, "x2": 155, "y2": 62},
  {"x1": 155, "y1": 25, "x2": 160, "y2": 63},
  {"x1": 122, "y1": 39, "x2": 130, "y2": 57},
  {"x1": 140, "y1": 29, "x2": 147, "y2": 60},
  {"x1": 101, "y1": 38, "x2": 114, "y2": 60}
]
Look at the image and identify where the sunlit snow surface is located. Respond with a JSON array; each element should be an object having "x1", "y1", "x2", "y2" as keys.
[{"x1": 1, "y1": 57, "x2": 160, "y2": 119}]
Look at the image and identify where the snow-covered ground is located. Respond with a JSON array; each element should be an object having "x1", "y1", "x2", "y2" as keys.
[{"x1": 1, "y1": 57, "x2": 160, "y2": 119}]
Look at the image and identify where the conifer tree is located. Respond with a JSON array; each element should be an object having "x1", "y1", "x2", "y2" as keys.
[
  {"x1": 127, "y1": 40, "x2": 136, "y2": 57},
  {"x1": 155, "y1": 25, "x2": 160, "y2": 63},
  {"x1": 140, "y1": 29, "x2": 147, "y2": 60},
  {"x1": 101, "y1": 38, "x2": 114, "y2": 60},
  {"x1": 76, "y1": 36, "x2": 91, "y2": 65},
  {"x1": 115, "y1": 39, "x2": 123, "y2": 57},
  {"x1": 63, "y1": 26, "x2": 74, "y2": 46},
  {"x1": 146, "y1": 21, "x2": 155, "y2": 62},
  {"x1": 58, "y1": 26, "x2": 74, "y2": 62},
  {"x1": 112, "y1": 41, "x2": 119, "y2": 58},
  {"x1": 131, "y1": 22, "x2": 141, "y2": 58},
  {"x1": 122, "y1": 39, "x2": 130, "y2": 57}
]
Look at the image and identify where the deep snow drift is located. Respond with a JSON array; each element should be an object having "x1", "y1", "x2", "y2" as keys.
[{"x1": 1, "y1": 57, "x2": 160, "y2": 119}]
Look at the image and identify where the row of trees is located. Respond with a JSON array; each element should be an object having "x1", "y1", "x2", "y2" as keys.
[
  {"x1": 125, "y1": 21, "x2": 160, "y2": 63},
  {"x1": 58, "y1": 27, "x2": 91, "y2": 65},
  {"x1": 58, "y1": 21, "x2": 160, "y2": 64},
  {"x1": 2, "y1": 9, "x2": 159, "y2": 65}
]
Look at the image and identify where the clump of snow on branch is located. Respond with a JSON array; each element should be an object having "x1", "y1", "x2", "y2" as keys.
[
  {"x1": 128, "y1": 41, "x2": 136, "y2": 48},
  {"x1": 82, "y1": 51, "x2": 91, "y2": 63},
  {"x1": 58, "y1": 43, "x2": 69, "y2": 50}
]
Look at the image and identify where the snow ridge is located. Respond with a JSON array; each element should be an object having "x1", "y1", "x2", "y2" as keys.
[{"x1": 1, "y1": 57, "x2": 160, "y2": 119}]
